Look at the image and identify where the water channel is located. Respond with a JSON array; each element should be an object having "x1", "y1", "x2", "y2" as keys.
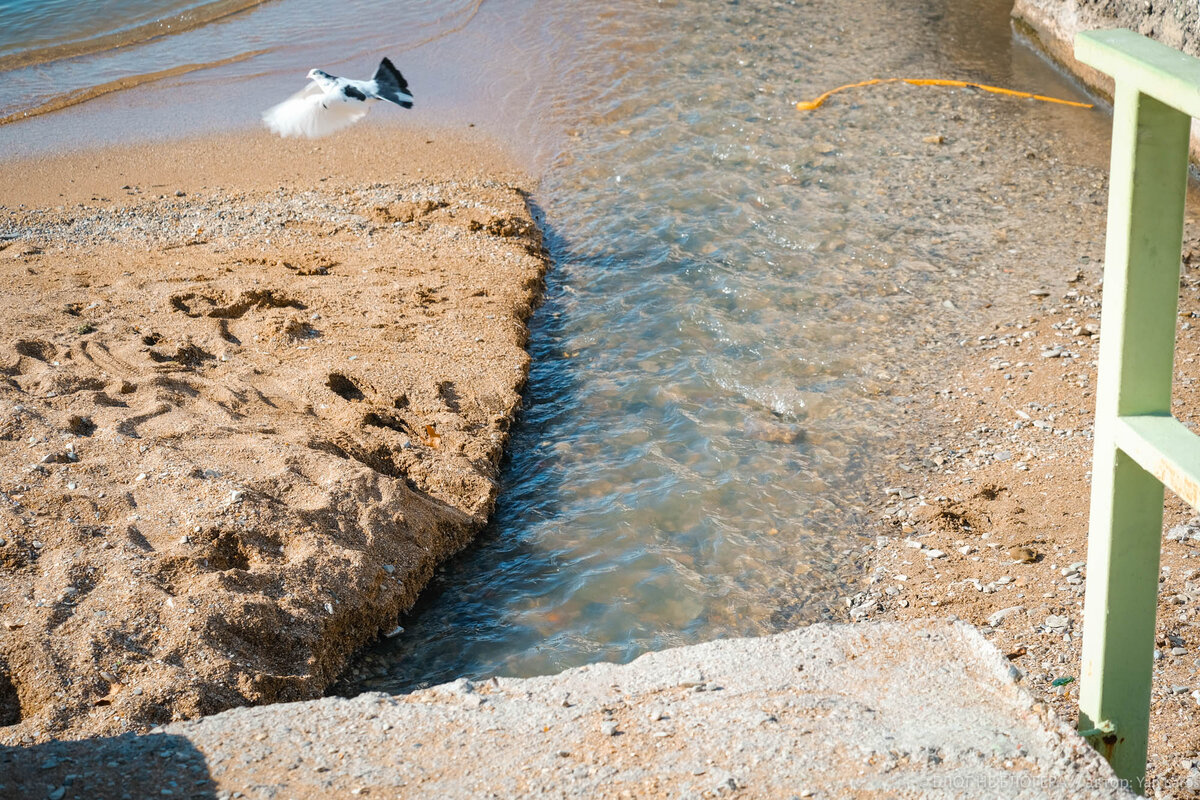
[
  {"x1": 337, "y1": 0, "x2": 1114, "y2": 692},
  {"x1": 0, "y1": 0, "x2": 1117, "y2": 695}
]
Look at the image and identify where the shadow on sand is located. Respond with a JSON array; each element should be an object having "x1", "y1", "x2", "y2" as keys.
[{"x1": 0, "y1": 732, "x2": 216, "y2": 800}]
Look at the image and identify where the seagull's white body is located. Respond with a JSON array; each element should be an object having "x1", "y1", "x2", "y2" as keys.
[{"x1": 262, "y1": 58, "x2": 413, "y2": 139}]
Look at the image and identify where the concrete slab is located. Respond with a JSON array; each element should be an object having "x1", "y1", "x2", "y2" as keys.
[{"x1": 0, "y1": 620, "x2": 1136, "y2": 799}]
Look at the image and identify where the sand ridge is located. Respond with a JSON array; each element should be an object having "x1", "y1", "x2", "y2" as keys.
[{"x1": 0, "y1": 125, "x2": 549, "y2": 743}]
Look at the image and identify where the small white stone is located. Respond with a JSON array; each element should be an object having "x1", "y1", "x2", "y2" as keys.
[{"x1": 988, "y1": 606, "x2": 1026, "y2": 628}]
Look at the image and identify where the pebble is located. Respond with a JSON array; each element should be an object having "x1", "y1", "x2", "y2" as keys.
[
  {"x1": 1168, "y1": 523, "x2": 1200, "y2": 542},
  {"x1": 1171, "y1": 647, "x2": 1188, "y2": 656},
  {"x1": 1045, "y1": 615, "x2": 1070, "y2": 631},
  {"x1": 988, "y1": 606, "x2": 1026, "y2": 628},
  {"x1": 601, "y1": 721, "x2": 619, "y2": 736}
]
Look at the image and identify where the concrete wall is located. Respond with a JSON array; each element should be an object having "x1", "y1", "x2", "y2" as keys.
[
  {"x1": 1014, "y1": 0, "x2": 1200, "y2": 99},
  {"x1": 1013, "y1": 0, "x2": 1200, "y2": 155}
]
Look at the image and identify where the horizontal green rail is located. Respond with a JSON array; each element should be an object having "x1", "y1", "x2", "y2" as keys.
[{"x1": 1114, "y1": 416, "x2": 1200, "y2": 510}]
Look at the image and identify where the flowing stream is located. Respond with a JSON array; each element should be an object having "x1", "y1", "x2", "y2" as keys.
[
  {"x1": 337, "y1": 0, "x2": 1115, "y2": 691},
  {"x1": 0, "y1": 0, "x2": 1115, "y2": 693}
]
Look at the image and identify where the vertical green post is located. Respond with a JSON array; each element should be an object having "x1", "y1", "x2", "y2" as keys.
[{"x1": 1075, "y1": 31, "x2": 1193, "y2": 791}]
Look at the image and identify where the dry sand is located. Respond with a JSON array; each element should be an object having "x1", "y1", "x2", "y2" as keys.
[{"x1": 0, "y1": 125, "x2": 549, "y2": 744}]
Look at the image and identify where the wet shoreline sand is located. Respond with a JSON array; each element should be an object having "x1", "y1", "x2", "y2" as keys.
[
  {"x1": 855, "y1": 7, "x2": 1200, "y2": 796},
  {"x1": 860, "y1": 204, "x2": 1200, "y2": 797},
  {"x1": 0, "y1": 123, "x2": 549, "y2": 743}
]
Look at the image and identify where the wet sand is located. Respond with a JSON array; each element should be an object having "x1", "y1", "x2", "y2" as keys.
[
  {"x1": 860, "y1": 214, "x2": 1200, "y2": 796},
  {"x1": 0, "y1": 124, "x2": 548, "y2": 743},
  {"x1": 850, "y1": 6, "x2": 1200, "y2": 795}
]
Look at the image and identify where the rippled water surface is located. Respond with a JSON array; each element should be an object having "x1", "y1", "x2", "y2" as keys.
[
  {"x1": 0, "y1": 0, "x2": 1115, "y2": 690},
  {"x1": 339, "y1": 0, "x2": 1114, "y2": 691}
]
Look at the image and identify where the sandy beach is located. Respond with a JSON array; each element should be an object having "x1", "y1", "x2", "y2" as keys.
[
  {"x1": 5, "y1": 0, "x2": 1200, "y2": 794},
  {"x1": 0, "y1": 125, "x2": 549, "y2": 743}
]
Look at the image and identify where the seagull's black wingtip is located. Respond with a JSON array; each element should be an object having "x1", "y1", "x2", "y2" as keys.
[{"x1": 374, "y1": 57, "x2": 412, "y2": 98}]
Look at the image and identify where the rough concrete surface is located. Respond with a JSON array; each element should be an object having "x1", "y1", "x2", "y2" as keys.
[
  {"x1": 1013, "y1": 0, "x2": 1200, "y2": 153},
  {"x1": 0, "y1": 620, "x2": 1133, "y2": 799}
]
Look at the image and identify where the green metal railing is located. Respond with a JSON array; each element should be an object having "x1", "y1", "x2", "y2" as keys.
[{"x1": 1074, "y1": 28, "x2": 1200, "y2": 793}]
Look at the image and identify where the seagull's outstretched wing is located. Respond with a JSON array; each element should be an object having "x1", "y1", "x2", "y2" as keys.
[{"x1": 261, "y1": 84, "x2": 368, "y2": 139}]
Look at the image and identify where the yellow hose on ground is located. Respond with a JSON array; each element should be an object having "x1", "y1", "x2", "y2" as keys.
[{"x1": 795, "y1": 78, "x2": 1094, "y2": 111}]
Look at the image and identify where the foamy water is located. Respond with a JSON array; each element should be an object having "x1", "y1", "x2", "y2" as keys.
[{"x1": 0, "y1": 0, "x2": 1114, "y2": 691}]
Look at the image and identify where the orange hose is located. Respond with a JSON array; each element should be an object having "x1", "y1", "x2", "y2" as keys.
[{"x1": 795, "y1": 78, "x2": 1093, "y2": 111}]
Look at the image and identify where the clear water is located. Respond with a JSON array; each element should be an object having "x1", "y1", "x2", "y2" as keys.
[
  {"x1": 0, "y1": 0, "x2": 484, "y2": 126},
  {"x1": 0, "y1": 0, "x2": 246, "y2": 63},
  {"x1": 340, "y1": 0, "x2": 1113, "y2": 690},
  {"x1": 0, "y1": 0, "x2": 1114, "y2": 690}
]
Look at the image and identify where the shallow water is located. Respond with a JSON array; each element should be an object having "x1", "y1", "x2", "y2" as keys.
[
  {"x1": 338, "y1": 0, "x2": 1115, "y2": 690},
  {"x1": 0, "y1": 0, "x2": 1115, "y2": 690},
  {"x1": 0, "y1": 0, "x2": 257, "y2": 65}
]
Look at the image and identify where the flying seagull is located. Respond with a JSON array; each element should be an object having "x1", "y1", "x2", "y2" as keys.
[{"x1": 262, "y1": 58, "x2": 413, "y2": 139}]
